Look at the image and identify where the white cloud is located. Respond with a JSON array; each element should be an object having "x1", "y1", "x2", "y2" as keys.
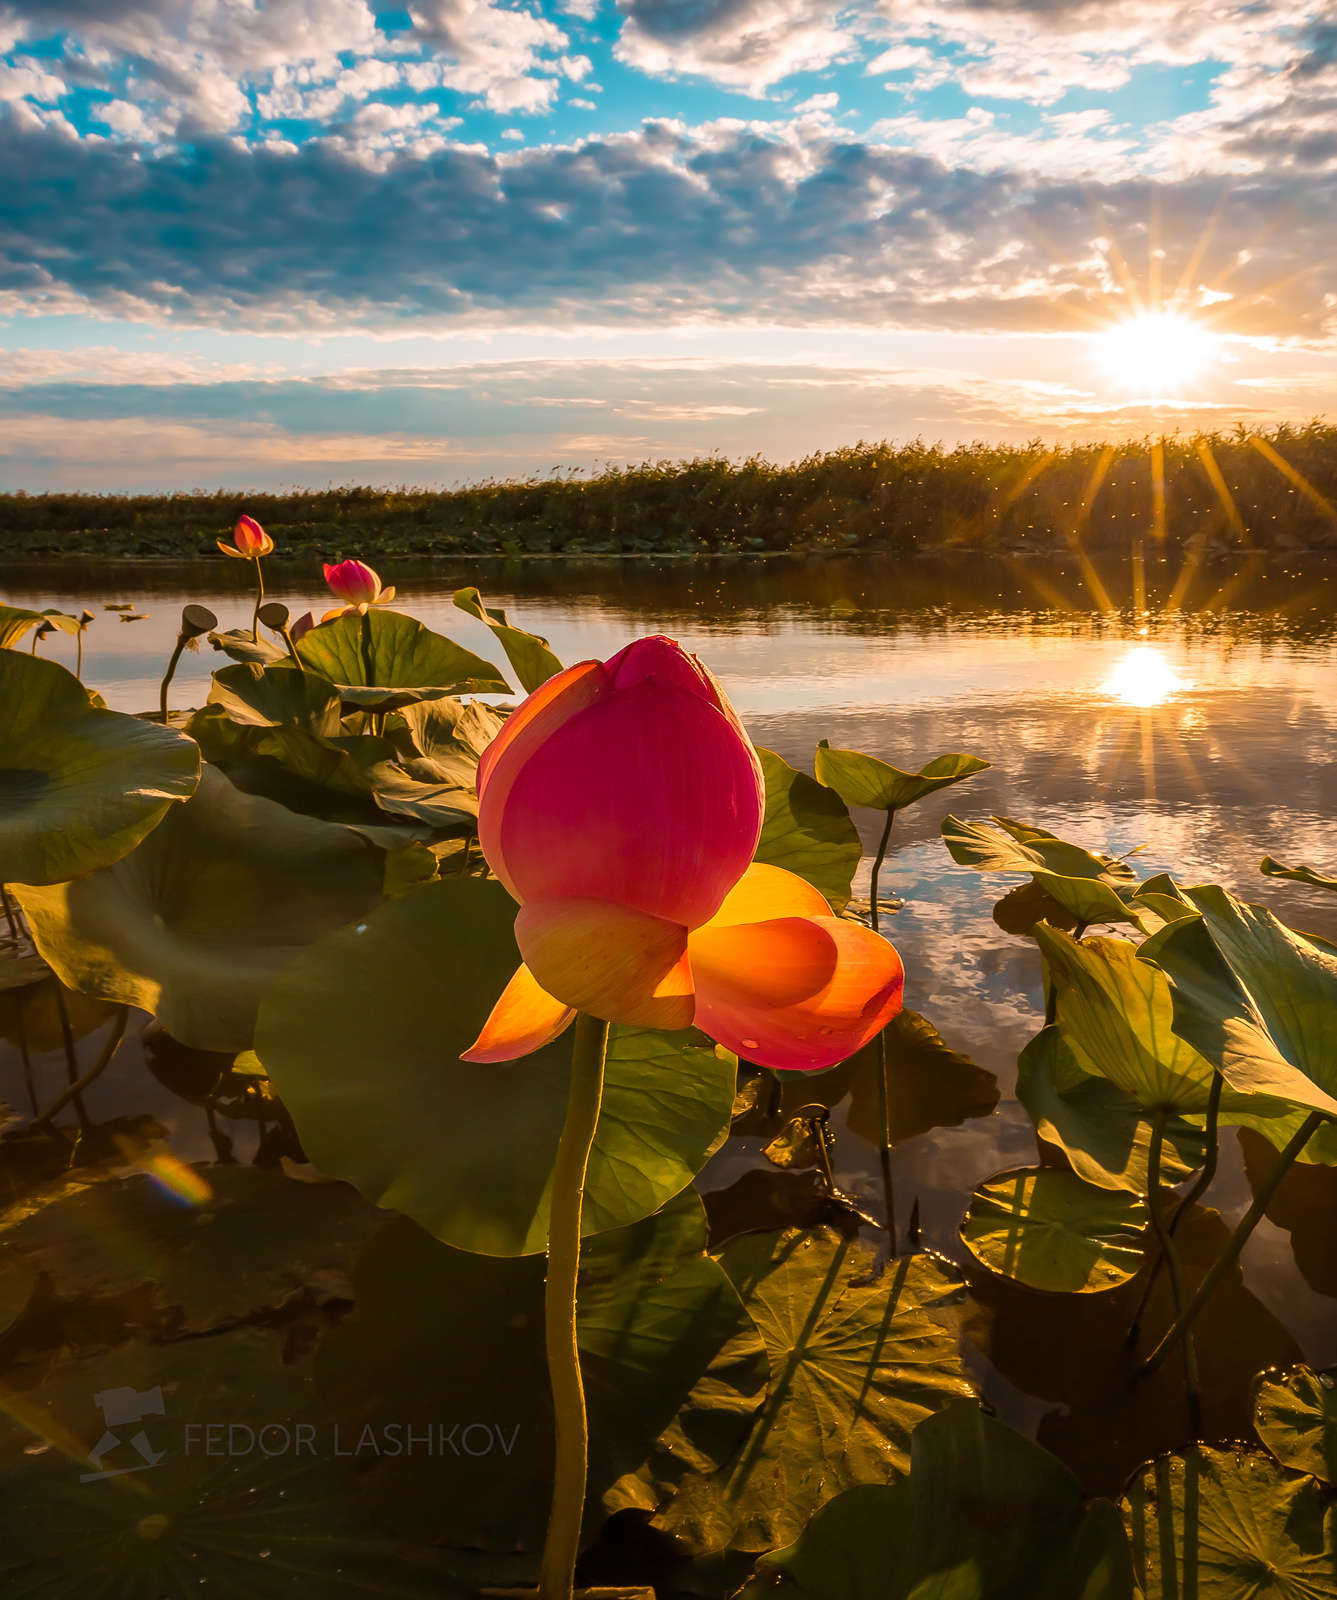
[
  {"x1": 570, "y1": 97, "x2": 597, "y2": 108},
  {"x1": 614, "y1": 0, "x2": 857, "y2": 96}
]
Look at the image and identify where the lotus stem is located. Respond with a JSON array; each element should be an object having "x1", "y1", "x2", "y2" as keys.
[
  {"x1": 1127, "y1": 1070, "x2": 1223, "y2": 1347},
  {"x1": 1144, "y1": 1107, "x2": 1200, "y2": 1432},
  {"x1": 0, "y1": 883, "x2": 18, "y2": 945},
  {"x1": 52, "y1": 986, "x2": 93, "y2": 1133},
  {"x1": 540, "y1": 1011, "x2": 608, "y2": 1600},
  {"x1": 360, "y1": 608, "x2": 376, "y2": 688},
  {"x1": 1138, "y1": 1109, "x2": 1327, "y2": 1378},
  {"x1": 32, "y1": 1005, "x2": 129, "y2": 1132},
  {"x1": 76, "y1": 631, "x2": 83, "y2": 681},
  {"x1": 15, "y1": 986, "x2": 37, "y2": 1119},
  {"x1": 159, "y1": 636, "x2": 188, "y2": 725},
  {"x1": 869, "y1": 807, "x2": 898, "y2": 1246},
  {"x1": 251, "y1": 556, "x2": 266, "y2": 642}
]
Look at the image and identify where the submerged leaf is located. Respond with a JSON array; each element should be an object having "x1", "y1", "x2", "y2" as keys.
[
  {"x1": 1253, "y1": 1366, "x2": 1337, "y2": 1484},
  {"x1": 296, "y1": 608, "x2": 508, "y2": 693},
  {"x1": 453, "y1": 586, "x2": 563, "y2": 693},
  {"x1": 742, "y1": 1401, "x2": 1137, "y2": 1600},
  {"x1": 0, "y1": 652, "x2": 199, "y2": 885},
  {"x1": 649, "y1": 1228, "x2": 976, "y2": 1554},
  {"x1": 1122, "y1": 1445, "x2": 1337, "y2": 1599},
  {"x1": 814, "y1": 743, "x2": 990, "y2": 813},
  {"x1": 256, "y1": 875, "x2": 736, "y2": 1255},
  {"x1": 14, "y1": 765, "x2": 390, "y2": 1051},
  {"x1": 960, "y1": 1167, "x2": 1148, "y2": 1294},
  {"x1": 754, "y1": 748, "x2": 862, "y2": 911}
]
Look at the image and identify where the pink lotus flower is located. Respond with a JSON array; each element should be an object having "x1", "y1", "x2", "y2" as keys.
[
  {"x1": 218, "y1": 514, "x2": 274, "y2": 559},
  {"x1": 321, "y1": 559, "x2": 396, "y2": 618},
  {"x1": 463, "y1": 635, "x2": 904, "y2": 1072}
]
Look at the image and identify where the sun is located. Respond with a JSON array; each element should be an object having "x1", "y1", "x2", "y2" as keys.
[
  {"x1": 1104, "y1": 646, "x2": 1186, "y2": 708},
  {"x1": 1094, "y1": 312, "x2": 1218, "y2": 398}
]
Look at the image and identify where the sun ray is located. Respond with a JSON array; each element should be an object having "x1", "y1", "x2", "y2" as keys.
[
  {"x1": 1168, "y1": 186, "x2": 1230, "y2": 313},
  {"x1": 1249, "y1": 435, "x2": 1337, "y2": 525}
]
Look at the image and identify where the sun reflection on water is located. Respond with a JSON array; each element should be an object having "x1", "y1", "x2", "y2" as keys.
[{"x1": 1105, "y1": 646, "x2": 1187, "y2": 707}]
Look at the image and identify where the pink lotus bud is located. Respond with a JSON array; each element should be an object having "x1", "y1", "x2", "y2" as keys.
[
  {"x1": 323, "y1": 560, "x2": 385, "y2": 606},
  {"x1": 289, "y1": 610, "x2": 316, "y2": 643},
  {"x1": 463, "y1": 634, "x2": 906, "y2": 1072}
]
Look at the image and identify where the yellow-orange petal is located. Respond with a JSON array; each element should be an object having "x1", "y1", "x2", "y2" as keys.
[
  {"x1": 217, "y1": 541, "x2": 250, "y2": 558},
  {"x1": 688, "y1": 915, "x2": 903, "y2": 1072},
  {"x1": 460, "y1": 963, "x2": 576, "y2": 1063},
  {"x1": 703, "y1": 862, "x2": 832, "y2": 929},
  {"x1": 515, "y1": 896, "x2": 694, "y2": 1030}
]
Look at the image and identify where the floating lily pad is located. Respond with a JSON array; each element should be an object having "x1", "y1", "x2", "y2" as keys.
[
  {"x1": 845, "y1": 1009, "x2": 1000, "y2": 1147},
  {"x1": 993, "y1": 877, "x2": 1081, "y2": 936},
  {"x1": 1016, "y1": 1027, "x2": 1205, "y2": 1193},
  {"x1": 645, "y1": 1227, "x2": 976, "y2": 1554},
  {"x1": 3, "y1": 1165, "x2": 384, "y2": 1334},
  {"x1": 1253, "y1": 1366, "x2": 1337, "y2": 1484},
  {"x1": 0, "y1": 1328, "x2": 470, "y2": 1598},
  {"x1": 1141, "y1": 883, "x2": 1337, "y2": 1124},
  {"x1": 701, "y1": 1170, "x2": 860, "y2": 1249},
  {"x1": 316, "y1": 1189, "x2": 764, "y2": 1551},
  {"x1": 1260, "y1": 856, "x2": 1337, "y2": 894},
  {"x1": 813, "y1": 743, "x2": 990, "y2": 813},
  {"x1": 754, "y1": 749, "x2": 861, "y2": 911},
  {"x1": 296, "y1": 609, "x2": 508, "y2": 693},
  {"x1": 454, "y1": 587, "x2": 563, "y2": 693},
  {"x1": 961, "y1": 1167, "x2": 1148, "y2": 1294},
  {"x1": 742, "y1": 1400, "x2": 1136, "y2": 1600},
  {"x1": 15, "y1": 765, "x2": 390, "y2": 1052},
  {"x1": 1122, "y1": 1445, "x2": 1337, "y2": 1599},
  {"x1": 942, "y1": 815, "x2": 1143, "y2": 929},
  {"x1": 0, "y1": 652, "x2": 199, "y2": 885},
  {"x1": 256, "y1": 874, "x2": 737, "y2": 1255}
]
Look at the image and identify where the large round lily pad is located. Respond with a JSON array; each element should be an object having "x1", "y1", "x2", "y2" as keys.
[
  {"x1": 13, "y1": 765, "x2": 391, "y2": 1051},
  {"x1": 295, "y1": 609, "x2": 509, "y2": 694},
  {"x1": 961, "y1": 1167, "x2": 1148, "y2": 1294},
  {"x1": 741, "y1": 1400, "x2": 1136, "y2": 1600},
  {"x1": 255, "y1": 874, "x2": 737, "y2": 1255},
  {"x1": 1122, "y1": 1445, "x2": 1337, "y2": 1599},
  {"x1": 644, "y1": 1227, "x2": 977, "y2": 1555},
  {"x1": 315, "y1": 1189, "x2": 764, "y2": 1551},
  {"x1": 0, "y1": 651, "x2": 199, "y2": 885},
  {"x1": 1253, "y1": 1366, "x2": 1337, "y2": 1484},
  {"x1": 0, "y1": 1328, "x2": 470, "y2": 1598}
]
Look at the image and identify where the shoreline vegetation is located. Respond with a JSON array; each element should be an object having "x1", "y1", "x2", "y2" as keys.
[{"x1": 3, "y1": 423, "x2": 1337, "y2": 561}]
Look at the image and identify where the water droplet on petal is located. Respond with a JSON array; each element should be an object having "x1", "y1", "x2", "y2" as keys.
[{"x1": 741, "y1": 1039, "x2": 759, "y2": 1049}]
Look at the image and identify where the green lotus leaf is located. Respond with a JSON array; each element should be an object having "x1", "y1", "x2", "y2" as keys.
[
  {"x1": 1139, "y1": 883, "x2": 1337, "y2": 1120},
  {"x1": 0, "y1": 1328, "x2": 471, "y2": 1598},
  {"x1": 35, "y1": 609, "x2": 83, "y2": 639},
  {"x1": 2, "y1": 1166, "x2": 385, "y2": 1335},
  {"x1": 1016, "y1": 1027, "x2": 1205, "y2": 1193},
  {"x1": 0, "y1": 651, "x2": 200, "y2": 885},
  {"x1": 961, "y1": 1167, "x2": 1148, "y2": 1293},
  {"x1": 941, "y1": 815, "x2": 1144, "y2": 930},
  {"x1": 993, "y1": 878, "x2": 1080, "y2": 937},
  {"x1": 647, "y1": 1227, "x2": 976, "y2": 1554},
  {"x1": 334, "y1": 684, "x2": 460, "y2": 711},
  {"x1": 1253, "y1": 1366, "x2": 1337, "y2": 1484},
  {"x1": 206, "y1": 662, "x2": 342, "y2": 736},
  {"x1": 1122, "y1": 1445, "x2": 1337, "y2": 1599},
  {"x1": 208, "y1": 627, "x2": 289, "y2": 665},
  {"x1": 454, "y1": 586, "x2": 564, "y2": 693},
  {"x1": 13, "y1": 765, "x2": 391, "y2": 1052},
  {"x1": 315, "y1": 1189, "x2": 765, "y2": 1551},
  {"x1": 1260, "y1": 856, "x2": 1337, "y2": 894},
  {"x1": 296, "y1": 608, "x2": 509, "y2": 693},
  {"x1": 742, "y1": 1400, "x2": 1137, "y2": 1600},
  {"x1": 369, "y1": 770, "x2": 478, "y2": 829},
  {"x1": 814, "y1": 742, "x2": 990, "y2": 813},
  {"x1": 0, "y1": 604, "x2": 48, "y2": 649},
  {"x1": 755, "y1": 748, "x2": 862, "y2": 911},
  {"x1": 393, "y1": 696, "x2": 505, "y2": 772},
  {"x1": 255, "y1": 874, "x2": 736, "y2": 1256}
]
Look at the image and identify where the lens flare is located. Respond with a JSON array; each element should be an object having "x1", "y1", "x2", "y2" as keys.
[
  {"x1": 1095, "y1": 313, "x2": 1218, "y2": 398},
  {"x1": 1105, "y1": 647, "x2": 1186, "y2": 707}
]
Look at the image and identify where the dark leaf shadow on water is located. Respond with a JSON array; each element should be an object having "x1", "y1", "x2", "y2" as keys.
[
  {"x1": 701, "y1": 1169, "x2": 865, "y2": 1249},
  {"x1": 962, "y1": 1203, "x2": 1305, "y2": 1497},
  {"x1": 1238, "y1": 1126, "x2": 1337, "y2": 1299}
]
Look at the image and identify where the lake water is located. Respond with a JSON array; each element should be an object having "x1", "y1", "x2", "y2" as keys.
[{"x1": 5, "y1": 550, "x2": 1337, "y2": 1490}]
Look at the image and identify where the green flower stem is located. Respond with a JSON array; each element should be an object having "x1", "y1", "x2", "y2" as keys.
[
  {"x1": 1144, "y1": 1106, "x2": 1200, "y2": 1433},
  {"x1": 251, "y1": 556, "x2": 266, "y2": 642},
  {"x1": 539, "y1": 1011, "x2": 609, "y2": 1600},
  {"x1": 1044, "y1": 918, "x2": 1089, "y2": 1026},
  {"x1": 1139, "y1": 1109, "x2": 1327, "y2": 1378},
  {"x1": 52, "y1": 985, "x2": 93, "y2": 1134},
  {"x1": 31, "y1": 1005, "x2": 129, "y2": 1132},
  {"x1": 278, "y1": 625, "x2": 306, "y2": 672},
  {"x1": 159, "y1": 636, "x2": 188, "y2": 725},
  {"x1": 869, "y1": 808, "x2": 897, "y2": 1245},
  {"x1": 1127, "y1": 1069, "x2": 1223, "y2": 1348}
]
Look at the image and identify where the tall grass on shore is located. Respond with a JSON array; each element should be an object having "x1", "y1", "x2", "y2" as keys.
[{"x1": 4, "y1": 423, "x2": 1336, "y2": 561}]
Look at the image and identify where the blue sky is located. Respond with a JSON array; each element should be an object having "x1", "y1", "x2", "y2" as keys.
[{"x1": 2, "y1": 0, "x2": 1335, "y2": 490}]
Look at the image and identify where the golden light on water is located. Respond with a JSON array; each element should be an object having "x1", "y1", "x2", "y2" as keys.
[
  {"x1": 1095, "y1": 312, "x2": 1218, "y2": 398},
  {"x1": 1105, "y1": 646, "x2": 1186, "y2": 707}
]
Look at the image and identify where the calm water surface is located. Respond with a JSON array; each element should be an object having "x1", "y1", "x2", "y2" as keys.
[{"x1": 6, "y1": 551, "x2": 1337, "y2": 1457}]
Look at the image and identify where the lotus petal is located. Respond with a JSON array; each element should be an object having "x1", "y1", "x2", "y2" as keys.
[{"x1": 461, "y1": 962, "x2": 575, "y2": 1062}]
